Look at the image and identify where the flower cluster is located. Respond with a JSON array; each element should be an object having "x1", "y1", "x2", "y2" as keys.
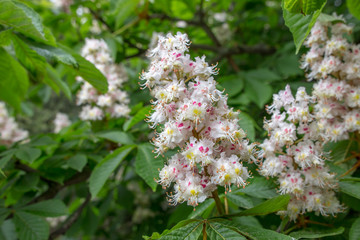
[
  {"x1": 142, "y1": 32, "x2": 256, "y2": 207},
  {"x1": 301, "y1": 19, "x2": 360, "y2": 142},
  {"x1": 53, "y1": 112, "x2": 71, "y2": 133},
  {"x1": 50, "y1": 0, "x2": 72, "y2": 11},
  {"x1": 259, "y1": 85, "x2": 342, "y2": 220},
  {"x1": 77, "y1": 38, "x2": 130, "y2": 121},
  {"x1": 0, "y1": 102, "x2": 28, "y2": 146}
]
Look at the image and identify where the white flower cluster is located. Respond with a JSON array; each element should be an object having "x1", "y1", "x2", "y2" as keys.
[
  {"x1": 0, "y1": 102, "x2": 28, "y2": 146},
  {"x1": 141, "y1": 32, "x2": 256, "y2": 207},
  {"x1": 77, "y1": 38, "x2": 130, "y2": 121},
  {"x1": 302, "y1": 20, "x2": 360, "y2": 141},
  {"x1": 53, "y1": 112, "x2": 71, "y2": 133},
  {"x1": 50, "y1": 0, "x2": 72, "y2": 10},
  {"x1": 260, "y1": 85, "x2": 342, "y2": 220}
]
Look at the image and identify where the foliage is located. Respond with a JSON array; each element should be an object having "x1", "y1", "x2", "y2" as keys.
[{"x1": 0, "y1": 0, "x2": 359, "y2": 239}]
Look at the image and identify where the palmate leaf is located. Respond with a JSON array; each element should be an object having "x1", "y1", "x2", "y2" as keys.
[
  {"x1": 96, "y1": 130, "x2": 135, "y2": 144},
  {"x1": 282, "y1": 0, "x2": 327, "y2": 54},
  {"x1": 283, "y1": 0, "x2": 327, "y2": 15},
  {"x1": 0, "y1": 48, "x2": 29, "y2": 111},
  {"x1": 226, "y1": 194, "x2": 290, "y2": 217},
  {"x1": 347, "y1": 0, "x2": 360, "y2": 20},
  {"x1": 188, "y1": 199, "x2": 215, "y2": 219},
  {"x1": 123, "y1": 105, "x2": 152, "y2": 131},
  {"x1": 233, "y1": 177, "x2": 278, "y2": 199},
  {"x1": 11, "y1": 34, "x2": 47, "y2": 79},
  {"x1": 220, "y1": 220, "x2": 293, "y2": 240},
  {"x1": 135, "y1": 143, "x2": 164, "y2": 191},
  {"x1": 15, "y1": 147, "x2": 42, "y2": 164},
  {"x1": 44, "y1": 64, "x2": 72, "y2": 100},
  {"x1": 159, "y1": 220, "x2": 203, "y2": 240},
  {"x1": 206, "y1": 222, "x2": 246, "y2": 240},
  {"x1": 339, "y1": 181, "x2": 360, "y2": 199},
  {"x1": 89, "y1": 145, "x2": 136, "y2": 198},
  {"x1": 0, "y1": 0, "x2": 55, "y2": 45},
  {"x1": 20, "y1": 199, "x2": 68, "y2": 217},
  {"x1": 27, "y1": 41, "x2": 77, "y2": 67},
  {"x1": 13, "y1": 211, "x2": 49, "y2": 240},
  {"x1": 289, "y1": 227, "x2": 344, "y2": 239},
  {"x1": 350, "y1": 218, "x2": 360, "y2": 240}
]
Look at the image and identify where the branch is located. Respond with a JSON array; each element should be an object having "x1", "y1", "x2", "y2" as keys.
[
  {"x1": 15, "y1": 162, "x2": 56, "y2": 186},
  {"x1": 49, "y1": 194, "x2": 91, "y2": 240},
  {"x1": 89, "y1": 9, "x2": 113, "y2": 32},
  {"x1": 27, "y1": 169, "x2": 91, "y2": 205}
]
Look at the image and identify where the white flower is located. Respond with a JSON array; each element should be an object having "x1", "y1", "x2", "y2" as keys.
[
  {"x1": 143, "y1": 32, "x2": 255, "y2": 207},
  {"x1": 77, "y1": 38, "x2": 130, "y2": 121},
  {"x1": 53, "y1": 112, "x2": 71, "y2": 133},
  {"x1": 0, "y1": 102, "x2": 28, "y2": 146}
]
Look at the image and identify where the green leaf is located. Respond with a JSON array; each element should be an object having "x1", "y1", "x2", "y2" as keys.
[
  {"x1": 340, "y1": 181, "x2": 360, "y2": 199},
  {"x1": 284, "y1": 0, "x2": 327, "y2": 15},
  {"x1": 282, "y1": 0, "x2": 327, "y2": 54},
  {"x1": 0, "y1": 48, "x2": 29, "y2": 111},
  {"x1": 15, "y1": 147, "x2": 41, "y2": 164},
  {"x1": 67, "y1": 154, "x2": 87, "y2": 172},
  {"x1": 0, "y1": 0, "x2": 55, "y2": 45},
  {"x1": 347, "y1": 0, "x2": 360, "y2": 20},
  {"x1": 233, "y1": 177, "x2": 277, "y2": 199},
  {"x1": 135, "y1": 143, "x2": 164, "y2": 191},
  {"x1": 89, "y1": 145, "x2": 136, "y2": 197},
  {"x1": 302, "y1": 0, "x2": 327, "y2": 15},
  {"x1": 11, "y1": 34, "x2": 46, "y2": 79},
  {"x1": 160, "y1": 220, "x2": 202, "y2": 240},
  {"x1": 28, "y1": 42, "x2": 77, "y2": 68},
  {"x1": 0, "y1": 29, "x2": 12, "y2": 46},
  {"x1": 218, "y1": 74, "x2": 244, "y2": 98},
  {"x1": 20, "y1": 199, "x2": 68, "y2": 217},
  {"x1": 188, "y1": 199, "x2": 215, "y2": 219},
  {"x1": 289, "y1": 227, "x2": 344, "y2": 239},
  {"x1": 323, "y1": 140, "x2": 356, "y2": 163},
  {"x1": 222, "y1": 220, "x2": 293, "y2": 240},
  {"x1": 44, "y1": 64, "x2": 72, "y2": 100},
  {"x1": 207, "y1": 222, "x2": 246, "y2": 240},
  {"x1": 350, "y1": 218, "x2": 360, "y2": 240},
  {"x1": 60, "y1": 45, "x2": 108, "y2": 93},
  {"x1": 283, "y1": 0, "x2": 302, "y2": 13},
  {"x1": 244, "y1": 78, "x2": 272, "y2": 108},
  {"x1": 13, "y1": 211, "x2": 49, "y2": 240},
  {"x1": 245, "y1": 68, "x2": 281, "y2": 83},
  {"x1": 238, "y1": 112, "x2": 255, "y2": 141},
  {"x1": 226, "y1": 193, "x2": 254, "y2": 209},
  {"x1": 0, "y1": 219, "x2": 17, "y2": 240},
  {"x1": 123, "y1": 106, "x2": 152, "y2": 131},
  {"x1": 13, "y1": 173, "x2": 39, "y2": 192},
  {"x1": 229, "y1": 194, "x2": 290, "y2": 217},
  {"x1": 0, "y1": 152, "x2": 14, "y2": 168},
  {"x1": 96, "y1": 131, "x2": 134, "y2": 144},
  {"x1": 114, "y1": 0, "x2": 141, "y2": 28}
]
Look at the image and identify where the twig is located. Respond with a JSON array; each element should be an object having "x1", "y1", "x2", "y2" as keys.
[
  {"x1": 27, "y1": 169, "x2": 91, "y2": 205},
  {"x1": 224, "y1": 195, "x2": 229, "y2": 215},
  {"x1": 15, "y1": 162, "x2": 56, "y2": 186},
  {"x1": 49, "y1": 194, "x2": 91, "y2": 240},
  {"x1": 89, "y1": 9, "x2": 113, "y2": 31},
  {"x1": 212, "y1": 190, "x2": 224, "y2": 215},
  {"x1": 340, "y1": 157, "x2": 360, "y2": 177}
]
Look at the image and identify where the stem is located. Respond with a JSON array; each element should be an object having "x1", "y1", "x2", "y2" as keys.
[
  {"x1": 224, "y1": 196, "x2": 229, "y2": 215},
  {"x1": 202, "y1": 222, "x2": 207, "y2": 240},
  {"x1": 212, "y1": 190, "x2": 224, "y2": 215},
  {"x1": 276, "y1": 216, "x2": 290, "y2": 233},
  {"x1": 340, "y1": 158, "x2": 360, "y2": 177},
  {"x1": 283, "y1": 225, "x2": 298, "y2": 235}
]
